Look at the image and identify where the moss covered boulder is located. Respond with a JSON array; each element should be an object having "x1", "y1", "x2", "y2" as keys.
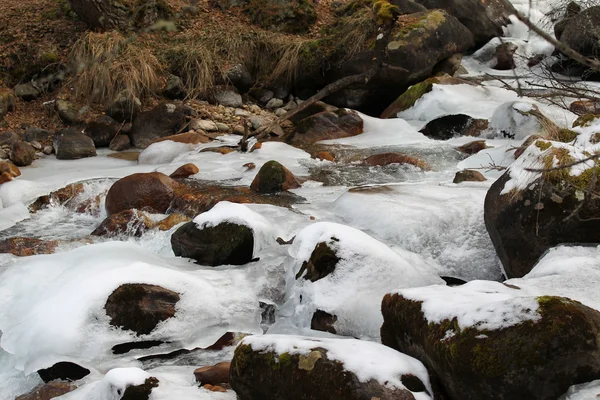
[
  {"x1": 105, "y1": 172, "x2": 179, "y2": 215},
  {"x1": 171, "y1": 221, "x2": 255, "y2": 266},
  {"x1": 245, "y1": 0, "x2": 316, "y2": 33},
  {"x1": 484, "y1": 141, "x2": 600, "y2": 278},
  {"x1": 381, "y1": 282, "x2": 600, "y2": 400},
  {"x1": 230, "y1": 334, "x2": 434, "y2": 400},
  {"x1": 289, "y1": 109, "x2": 363, "y2": 146},
  {"x1": 250, "y1": 160, "x2": 301, "y2": 193},
  {"x1": 105, "y1": 284, "x2": 180, "y2": 335}
]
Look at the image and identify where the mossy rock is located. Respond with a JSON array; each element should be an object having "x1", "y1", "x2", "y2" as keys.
[
  {"x1": 485, "y1": 143, "x2": 600, "y2": 278},
  {"x1": 231, "y1": 339, "x2": 426, "y2": 400},
  {"x1": 381, "y1": 293, "x2": 600, "y2": 400},
  {"x1": 572, "y1": 113, "x2": 600, "y2": 128},
  {"x1": 171, "y1": 221, "x2": 255, "y2": 266},
  {"x1": 250, "y1": 160, "x2": 301, "y2": 194},
  {"x1": 295, "y1": 241, "x2": 340, "y2": 282},
  {"x1": 245, "y1": 0, "x2": 316, "y2": 33}
]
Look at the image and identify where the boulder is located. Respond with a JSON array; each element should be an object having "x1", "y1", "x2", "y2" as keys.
[
  {"x1": 130, "y1": 103, "x2": 188, "y2": 148},
  {"x1": 230, "y1": 334, "x2": 434, "y2": 400},
  {"x1": 91, "y1": 209, "x2": 152, "y2": 237},
  {"x1": 109, "y1": 134, "x2": 131, "y2": 151},
  {"x1": 289, "y1": 101, "x2": 338, "y2": 124},
  {"x1": 456, "y1": 140, "x2": 490, "y2": 155},
  {"x1": 0, "y1": 237, "x2": 59, "y2": 256},
  {"x1": 212, "y1": 86, "x2": 243, "y2": 107},
  {"x1": 28, "y1": 183, "x2": 86, "y2": 213},
  {"x1": 492, "y1": 42, "x2": 517, "y2": 70},
  {"x1": 154, "y1": 213, "x2": 191, "y2": 231},
  {"x1": 453, "y1": 169, "x2": 486, "y2": 183},
  {"x1": 569, "y1": 100, "x2": 600, "y2": 116},
  {"x1": 105, "y1": 284, "x2": 180, "y2": 335},
  {"x1": 15, "y1": 381, "x2": 75, "y2": 400},
  {"x1": 9, "y1": 141, "x2": 35, "y2": 167},
  {"x1": 107, "y1": 91, "x2": 142, "y2": 122},
  {"x1": 559, "y1": 6, "x2": 600, "y2": 59},
  {"x1": 0, "y1": 161, "x2": 20, "y2": 184},
  {"x1": 163, "y1": 74, "x2": 186, "y2": 99},
  {"x1": 86, "y1": 115, "x2": 120, "y2": 147},
  {"x1": 250, "y1": 160, "x2": 301, "y2": 193},
  {"x1": 194, "y1": 362, "x2": 231, "y2": 386},
  {"x1": 246, "y1": 0, "x2": 316, "y2": 33},
  {"x1": 419, "y1": 114, "x2": 489, "y2": 139},
  {"x1": 226, "y1": 64, "x2": 254, "y2": 92},
  {"x1": 290, "y1": 109, "x2": 363, "y2": 146},
  {"x1": 14, "y1": 82, "x2": 41, "y2": 101},
  {"x1": 0, "y1": 89, "x2": 16, "y2": 119},
  {"x1": 24, "y1": 128, "x2": 53, "y2": 144},
  {"x1": 412, "y1": 0, "x2": 516, "y2": 46},
  {"x1": 53, "y1": 128, "x2": 97, "y2": 160},
  {"x1": 170, "y1": 163, "x2": 199, "y2": 179},
  {"x1": 0, "y1": 131, "x2": 18, "y2": 146},
  {"x1": 485, "y1": 141, "x2": 600, "y2": 278},
  {"x1": 105, "y1": 172, "x2": 179, "y2": 215},
  {"x1": 363, "y1": 153, "x2": 431, "y2": 170},
  {"x1": 121, "y1": 377, "x2": 160, "y2": 399},
  {"x1": 171, "y1": 221, "x2": 255, "y2": 266},
  {"x1": 55, "y1": 100, "x2": 82, "y2": 124},
  {"x1": 381, "y1": 283, "x2": 600, "y2": 400},
  {"x1": 38, "y1": 362, "x2": 90, "y2": 383}
]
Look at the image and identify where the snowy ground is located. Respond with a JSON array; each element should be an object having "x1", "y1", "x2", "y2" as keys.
[{"x1": 1, "y1": 0, "x2": 600, "y2": 398}]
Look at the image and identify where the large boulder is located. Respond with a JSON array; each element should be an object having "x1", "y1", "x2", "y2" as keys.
[
  {"x1": 55, "y1": 100, "x2": 83, "y2": 124},
  {"x1": 85, "y1": 115, "x2": 120, "y2": 147},
  {"x1": 559, "y1": 6, "x2": 600, "y2": 60},
  {"x1": 412, "y1": 0, "x2": 516, "y2": 46},
  {"x1": 381, "y1": 282, "x2": 600, "y2": 400},
  {"x1": 53, "y1": 128, "x2": 97, "y2": 160},
  {"x1": 0, "y1": 131, "x2": 19, "y2": 147},
  {"x1": 245, "y1": 0, "x2": 317, "y2": 33},
  {"x1": 107, "y1": 91, "x2": 142, "y2": 122},
  {"x1": 484, "y1": 141, "x2": 600, "y2": 278},
  {"x1": 230, "y1": 334, "x2": 434, "y2": 400},
  {"x1": 250, "y1": 160, "x2": 301, "y2": 193},
  {"x1": 105, "y1": 172, "x2": 179, "y2": 215},
  {"x1": 105, "y1": 284, "x2": 180, "y2": 335},
  {"x1": 130, "y1": 103, "x2": 188, "y2": 148},
  {"x1": 289, "y1": 109, "x2": 363, "y2": 146},
  {"x1": 9, "y1": 141, "x2": 35, "y2": 167}
]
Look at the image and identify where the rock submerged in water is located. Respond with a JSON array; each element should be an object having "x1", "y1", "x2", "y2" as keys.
[
  {"x1": 381, "y1": 283, "x2": 600, "y2": 400},
  {"x1": 230, "y1": 334, "x2": 434, "y2": 400},
  {"x1": 105, "y1": 172, "x2": 179, "y2": 215},
  {"x1": 250, "y1": 160, "x2": 301, "y2": 193},
  {"x1": 105, "y1": 283, "x2": 180, "y2": 335}
]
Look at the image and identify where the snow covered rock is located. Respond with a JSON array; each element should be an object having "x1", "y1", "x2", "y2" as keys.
[
  {"x1": 171, "y1": 202, "x2": 276, "y2": 266},
  {"x1": 484, "y1": 141, "x2": 600, "y2": 278},
  {"x1": 53, "y1": 128, "x2": 97, "y2": 160},
  {"x1": 230, "y1": 334, "x2": 434, "y2": 400},
  {"x1": 280, "y1": 222, "x2": 444, "y2": 339},
  {"x1": 58, "y1": 368, "x2": 158, "y2": 400},
  {"x1": 289, "y1": 109, "x2": 363, "y2": 146},
  {"x1": 381, "y1": 282, "x2": 600, "y2": 400},
  {"x1": 130, "y1": 103, "x2": 188, "y2": 148},
  {"x1": 250, "y1": 160, "x2": 301, "y2": 194},
  {"x1": 489, "y1": 102, "x2": 557, "y2": 141},
  {"x1": 105, "y1": 284, "x2": 180, "y2": 336},
  {"x1": 105, "y1": 172, "x2": 179, "y2": 215}
]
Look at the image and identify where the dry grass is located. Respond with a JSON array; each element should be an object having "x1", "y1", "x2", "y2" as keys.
[{"x1": 70, "y1": 31, "x2": 162, "y2": 106}]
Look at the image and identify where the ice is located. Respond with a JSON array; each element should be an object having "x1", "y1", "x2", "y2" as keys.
[
  {"x1": 275, "y1": 222, "x2": 443, "y2": 340},
  {"x1": 138, "y1": 141, "x2": 199, "y2": 165},
  {"x1": 244, "y1": 334, "x2": 433, "y2": 400},
  {"x1": 0, "y1": 241, "x2": 261, "y2": 375},
  {"x1": 560, "y1": 379, "x2": 600, "y2": 400},
  {"x1": 193, "y1": 201, "x2": 279, "y2": 257},
  {"x1": 396, "y1": 280, "x2": 541, "y2": 331}
]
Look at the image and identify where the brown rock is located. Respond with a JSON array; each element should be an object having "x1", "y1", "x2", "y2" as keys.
[
  {"x1": 456, "y1": 140, "x2": 490, "y2": 155},
  {"x1": 493, "y1": 42, "x2": 518, "y2": 70},
  {"x1": 203, "y1": 384, "x2": 228, "y2": 392},
  {"x1": 363, "y1": 153, "x2": 431, "y2": 170},
  {"x1": 313, "y1": 151, "x2": 335, "y2": 161},
  {"x1": 10, "y1": 141, "x2": 36, "y2": 167},
  {"x1": 194, "y1": 362, "x2": 231, "y2": 386},
  {"x1": 153, "y1": 213, "x2": 191, "y2": 231},
  {"x1": 15, "y1": 381, "x2": 75, "y2": 400},
  {"x1": 569, "y1": 100, "x2": 600, "y2": 116},
  {"x1": 28, "y1": 183, "x2": 86, "y2": 213},
  {"x1": 153, "y1": 131, "x2": 211, "y2": 145},
  {"x1": 290, "y1": 109, "x2": 363, "y2": 146},
  {"x1": 105, "y1": 172, "x2": 179, "y2": 215},
  {"x1": 0, "y1": 237, "x2": 59, "y2": 256},
  {"x1": 0, "y1": 161, "x2": 20, "y2": 184},
  {"x1": 91, "y1": 209, "x2": 152, "y2": 237},
  {"x1": 311, "y1": 309, "x2": 337, "y2": 334},
  {"x1": 250, "y1": 160, "x2": 301, "y2": 193},
  {"x1": 250, "y1": 142, "x2": 262, "y2": 151},
  {"x1": 107, "y1": 151, "x2": 139, "y2": 161},
  {"x1": 453, "y1": 169, "x2": 487, "y2": 183},
  {"x1": 0, "y1": 131, "x2": 19, "y2": 146},
  {"x1": 109, "y1": 134, "x2": 131, "y2": 151},
  {"x1": 105, "y1": 283, "x2": 180, "y2": 335},
  {"x1": 200, "y1": 146, "x2": 236, "y2": 155},
  {"x1": 170, "y1": 163, "x2": 199, "y2": 179},
  {"x1": 243, "y1": 162, "x2": 256, "y2": 170}
]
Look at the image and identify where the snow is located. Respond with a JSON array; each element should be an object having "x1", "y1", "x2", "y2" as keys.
[
  {"x1": 193, "y1": 201, "x2": 279, "y2": 256},
  {"x1": 396, "y1": 280, "x2": 541, "y2": 331},
  {"x1": 489, "y1": 101, "x2": 544, "y2": 140},
  {"x1": 243, "y1": 334, "x2": 433, "y2": 400},
  {"x1": 138, "y1": 141, "x2": 198, "y2": 165},
  {"x1": 275, "y1": 222, "x2": 443, "y2": 340},
  {"x1": 57, "y1": 368, "x2": 152, "y2": 400},
  {"x1": 560, "y1": 379, "x2": 600, "y2": 400}
]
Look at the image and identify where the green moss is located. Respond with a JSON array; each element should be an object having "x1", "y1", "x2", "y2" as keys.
[
  {"x1": 590, "y1": 132, "x2": 600, "y2": 144},
  {"x1": 535, "y1": 140, "x2": 551, "y2": 151},
  {"x1": 386, "y1": 79, "x2": 436, "y2": 114},
  {"x1": 555, "y1": 128, "x2": 579, "y2": 143},
  {"x1": 40, "y1": 52, "x2": 59, "y2": 64},
  {"x1": 370, "y1": 0, "x2": 399, "y2": 24},
  {"x1": 278, "y1": 352, "x2": 293, "y2": 368},
  {"x1": 253, "y1": 160, "x2": 287, "y2": 193},
  {"x1": 233, "y1": 344, "x2": 253, "y2": 373},
  {"x1": 572, "y1": 113, "x2": 599, "y2": 128}
]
